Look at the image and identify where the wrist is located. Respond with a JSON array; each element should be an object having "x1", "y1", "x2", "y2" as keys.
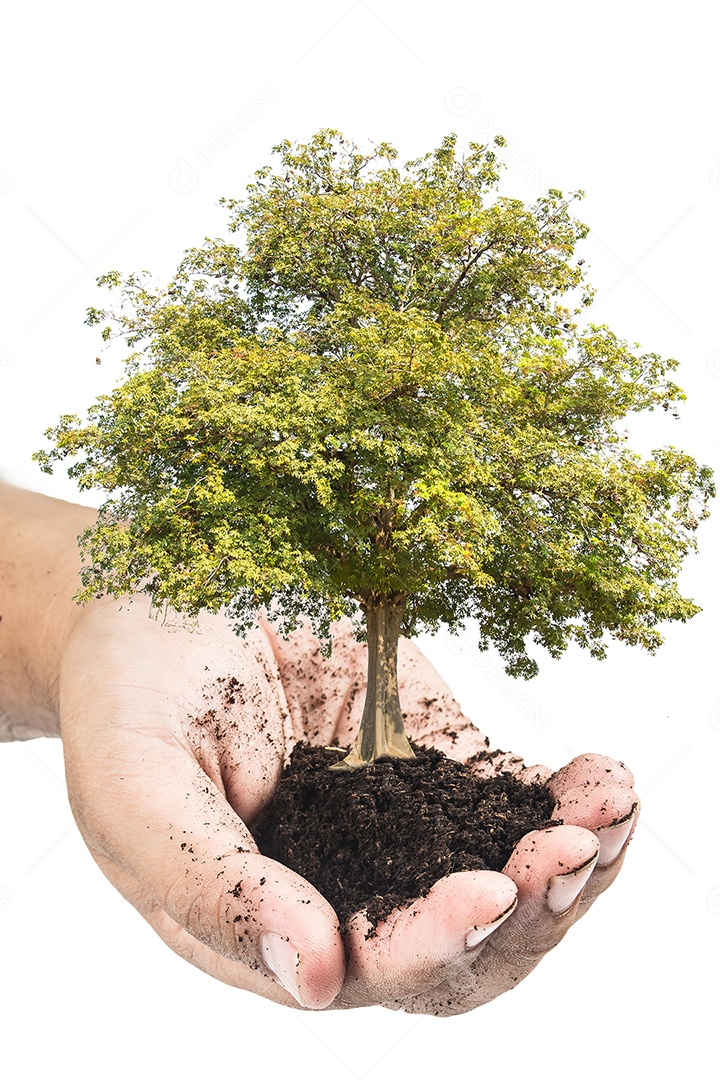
[{"x1": 0, "y1": 480, "x2": 96, "y2": 740}]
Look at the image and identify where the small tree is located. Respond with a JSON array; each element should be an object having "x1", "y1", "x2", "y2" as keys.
[{"x1": 36, "y1": 131, "x2": 713, "y2": 769}]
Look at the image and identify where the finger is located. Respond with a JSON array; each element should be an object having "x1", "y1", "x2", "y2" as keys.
[
  {"x1": 469, "y1": 826, "x2": 600, "y2": 998},
  {"x1": 69, "y1": 732, "x2": 345, "y2": 1009},
  {"x1": 394, "y1": 824, "x2": 600, "y2": 1016},
  {"x1": 502, "y1": 824, "x2": 600, "y2": 918},
  {"x1": 547, "y1": 753, "x2": 635, "y2": 796},
  {"x1": 338, "y1": 871, "x2": 517, "y2": 1007},
  {"x1": 547, "y1": 754, "x2": 639, "y2": 899},
  {"x1": 394, "y1": 761, "x2": 638, "y2": 1017},
  {"x1": 60, "y1": 606, "x2": 345, "y2": 1008},
  {"x1": 262, "y1": 616, "x2": 369, "y2": 745},
  {"x1": 551, "y1": 782, "x2": 638, "y2": 866},
  {"x1": 89, "y1": 851, "x2": 302, "y2": 1005}
]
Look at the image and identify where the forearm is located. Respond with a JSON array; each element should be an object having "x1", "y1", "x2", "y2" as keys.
[{"x1": 0, "y1": 479, "x2": 97, "y2": 740}]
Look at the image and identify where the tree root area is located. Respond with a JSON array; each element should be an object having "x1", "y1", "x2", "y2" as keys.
[{"x1": 251, "y1": 742, "x2": 556, "y2": 932}]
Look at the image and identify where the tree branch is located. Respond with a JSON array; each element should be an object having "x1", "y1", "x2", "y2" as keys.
[{"x1": 437, "y1": 240, "x2": 497, "y2": 321}]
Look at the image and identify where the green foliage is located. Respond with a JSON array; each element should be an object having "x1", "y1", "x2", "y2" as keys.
[{"x1": 36, "y1": 130, "x2": 714, "y2": 676}]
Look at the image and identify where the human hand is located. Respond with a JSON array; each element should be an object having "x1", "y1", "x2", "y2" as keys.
[
  {"x1": 58, "y1": 604, "x2": 638, "y2": 1015},
  {"x1": 267, "y1": 619, "x2": 639, "y2": 1014}
]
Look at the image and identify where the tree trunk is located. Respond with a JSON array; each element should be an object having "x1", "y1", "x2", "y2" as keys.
[{"x1": 330, "y1": 595, "x2": 417, "y2": 770}]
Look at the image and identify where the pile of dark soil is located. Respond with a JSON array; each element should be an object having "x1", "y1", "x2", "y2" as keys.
[{"x1": 252, "y1": 742, "x2": 556, "y2": 930}]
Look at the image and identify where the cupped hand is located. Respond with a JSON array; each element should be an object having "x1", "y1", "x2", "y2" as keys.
[{"x1": 58, "y1": 601, "x2": 638, "y2": 1014}]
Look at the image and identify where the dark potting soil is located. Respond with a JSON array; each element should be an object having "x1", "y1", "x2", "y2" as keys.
[{"x1": 252, "y1": 741, "x2": 556, "y2": 931}]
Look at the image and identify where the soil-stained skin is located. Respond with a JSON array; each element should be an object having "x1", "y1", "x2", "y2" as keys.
[
  {"x1": 179, "y1": 626, "x2": 295, "y2": 826},
  {"x1": 178, "y1": 618, "x2": 557, "y2": 962}
]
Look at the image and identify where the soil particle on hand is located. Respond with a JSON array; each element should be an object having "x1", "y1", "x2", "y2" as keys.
[{"x1": 252, "y1": 742, "x2": 557, "y2": 932}]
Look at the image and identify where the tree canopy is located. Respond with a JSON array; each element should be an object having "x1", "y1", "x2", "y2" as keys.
[{"x1": 36, "y1": 130, "x2": 714, "y2": 682}]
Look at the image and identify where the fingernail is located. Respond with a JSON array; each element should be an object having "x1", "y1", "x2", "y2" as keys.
[
  {"x1": 465, "y1": 897, "x2": 517, "y2": 949},
  {"x1": 261, "y1": 932, "x2": 304, "y2": 1006},
  {"x1": 547, "y1": 854, "x2": 599, "y2": 916},
  {"x1": 596, "y1": 807, "x2": 637, "y2": 867}
]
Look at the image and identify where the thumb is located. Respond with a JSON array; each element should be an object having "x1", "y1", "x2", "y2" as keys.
[{"x1": 65, "y1": 729, "x2": 345, "y2": 1009}]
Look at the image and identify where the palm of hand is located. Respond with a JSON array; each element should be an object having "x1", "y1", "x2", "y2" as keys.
[{"x1": 58, "y1": 600, "x2": 638, "y2": 1014}]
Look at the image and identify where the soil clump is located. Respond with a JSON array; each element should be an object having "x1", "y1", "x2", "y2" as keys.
[{"x1": 252, "y1": 741, "x2": 556, "y2": 931}]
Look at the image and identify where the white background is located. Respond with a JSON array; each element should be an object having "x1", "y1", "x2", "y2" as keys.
[{"x1": 1, "y1": 2, "x2": 719, "y2": 1076}]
